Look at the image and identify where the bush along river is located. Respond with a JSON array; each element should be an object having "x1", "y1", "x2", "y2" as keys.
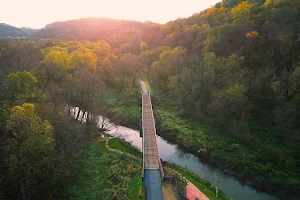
[{"x1": 71, "y1": 108, "x2": 278, "y2": 200}]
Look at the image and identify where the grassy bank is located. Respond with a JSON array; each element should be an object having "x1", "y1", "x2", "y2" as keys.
[
  {"x1": 101, "y1": 82, "x2": 300, "y2": 199},
  {"x1": 99, "y1": 83, "x2": 234, "y2": 199},
  {"x1": 109, "y1": 138, "x2": 142, "y2": 157},
  {"x1": 109, "y1": 137, "x2": 231, "y2": 200},
  {"x1": 145, "y1": 77, "x2": 300, "y2": 198},
  {"x1": 154, "y1": 107, "x2": 300, "y2": 195},
  {"x1": 101, "y1": 87, "x2": 141, "y2": 129},
  {"x1": 108, "y1": 138, "x2": 145, "y2": 199},
  {"x1": 164, "y1": 163, "x2": 231, "y2": 200},
  {"x1": 66, "y1": 139, "x2": 142, "y2": 200}
]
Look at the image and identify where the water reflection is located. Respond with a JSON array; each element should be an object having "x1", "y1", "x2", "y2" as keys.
[
  {"x1": 107, "y1": 126, "x2": 278, "y2": 199},
  {"x1": 71, "y1": 108, "x2": 278, "y2": 200}
]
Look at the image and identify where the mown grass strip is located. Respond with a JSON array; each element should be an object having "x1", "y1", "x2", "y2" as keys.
[
  {"x1": 97, "y1": 140, "x2": 111, "y2": 153},
  {"x1": 108, "y1": 138, "x2": 142, "y2": 157}
]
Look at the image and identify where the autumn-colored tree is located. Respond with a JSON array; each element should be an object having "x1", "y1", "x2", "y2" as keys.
[
  {"x1": 5, "y1": 103, "x2": 54, "y2": 199},
  {"x1": 36, "y1": 46, "x2": 70, "y2": 90},
  {"x1": 231, "y1": 1, "x2": 252, "y2": 24},
  {"x1": 70, "y1": 48, "x2": 97, "y2": 71},
  {"x1": 140, "y1": 41, "x2": 149, "y2": 52},
  {"x1": 92, "y1": 41, "x2": 112, "y2": 58},
  {"x1": 3, "y1": 71, "x2": 37, "y2": 105}
]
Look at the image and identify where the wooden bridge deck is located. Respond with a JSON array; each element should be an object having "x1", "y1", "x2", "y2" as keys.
[
  {"x1": 140, "y1": 80, "x2": 164, "y2": 200},
  {"x1": 140, "y1": 80, "x2": 161, "y2": 169}
]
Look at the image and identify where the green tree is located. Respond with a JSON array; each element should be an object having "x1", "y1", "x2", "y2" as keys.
[
  {"x1": 151, "y1": 47, "x2": 187, "y2": 90},
  {"x1": 3, "y1": 71, "x2": 37, "y2": 105},
  {"x1": 140, "y1": 41, "x2": 149, "y2": 52},
  {"x1": 212, "y1": 83, "x2": 250, "y2": 136},
  {"x1": 5, "y1": 103, "x2": 54, "y2": 199}
]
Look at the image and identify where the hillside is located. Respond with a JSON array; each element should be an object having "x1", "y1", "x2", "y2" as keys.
[
  {"x1": 0, "y1": 0, "x2": 300, "y2": 199},
  {"x1": 20, "y1": 27, "x2": 37, "y2": 34},
  {"x1": 31, "y1": 18, "x2": 157, "y2": 41},
  {"x1": 140, "y1": 0, "x2": 300, "y2": 198},
  {"x1": 0, "y1": 23, "x2": 28, "y2": 37}
]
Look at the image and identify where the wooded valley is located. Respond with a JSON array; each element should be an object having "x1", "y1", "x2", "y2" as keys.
[{"x1": 0, "y1": 0, "x2": 299, "y2": 199}]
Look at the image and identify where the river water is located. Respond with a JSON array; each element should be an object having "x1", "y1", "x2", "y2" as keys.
[
  {"x1": 72, "y1": 108, "x2": 278, "y2": 200},
  {"x1": 103, "y1": 121, "x2": 278, "y2": 200}
]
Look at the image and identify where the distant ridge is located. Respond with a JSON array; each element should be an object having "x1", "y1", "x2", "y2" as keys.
[
  {"x1": 20, "y1": 27, "x2": 37, "y2": 34},
  {"x1": 31, "y1": 18, "x2": 157, "y2": 41},
  {"x1": 0, "y1": 23, "x2": 28, "y2": 37}
]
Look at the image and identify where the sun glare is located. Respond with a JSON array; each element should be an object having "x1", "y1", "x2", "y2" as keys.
[{"x1": 1, "y1": 0, "x2": 220, "y2": 28}]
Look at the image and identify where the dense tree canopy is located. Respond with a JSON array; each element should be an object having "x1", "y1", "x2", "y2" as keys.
[{"x1": 0, "y1": 0, "x2": 300, "y2": 199}]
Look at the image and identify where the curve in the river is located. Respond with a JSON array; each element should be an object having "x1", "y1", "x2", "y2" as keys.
[
  {"x1": 71, "y1": 108, "x2": 278, "y2": 200},
  {"x1": 104, "y1": 121, "x2": 279, "y2": 200}
]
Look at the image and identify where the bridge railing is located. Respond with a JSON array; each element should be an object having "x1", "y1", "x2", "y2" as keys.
[
  {"x1": 140, "y1": 79, "x2": 164, "y2": 181},
  {"x1": 141, "y1": 92, "x2": 145, "y2": 182},
  {"x1": 148, "y1": 89, "x2": 164, "y2": 181},
  {"x1": 159, "y1": 160, "x2": 164, "y2": 181}
]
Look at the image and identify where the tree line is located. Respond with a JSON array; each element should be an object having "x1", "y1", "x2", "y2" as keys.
[
  {"x1": 0, "y1": 38, "x2": 141, "y2": 199},
  {"x1": 0, "y1": 0, "x2": 299, "y2": 198}
]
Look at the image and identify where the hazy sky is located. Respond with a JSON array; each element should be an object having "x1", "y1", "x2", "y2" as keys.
[{"x1": 1, "y1": 0, "x2": 220, "y2": 28}]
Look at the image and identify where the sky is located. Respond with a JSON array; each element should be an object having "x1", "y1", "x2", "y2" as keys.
[{"x1": 1, "y1": 0, "x2": 220, "y2": 29}]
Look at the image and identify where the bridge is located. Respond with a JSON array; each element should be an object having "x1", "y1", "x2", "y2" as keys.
[{"x1": 140, "y1": 80, "x2": 164, "y2": 200}]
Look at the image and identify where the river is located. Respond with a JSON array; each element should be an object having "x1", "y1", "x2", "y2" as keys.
[{"x1": 72, "y1": 108, "x2": 278, "y2": 200}]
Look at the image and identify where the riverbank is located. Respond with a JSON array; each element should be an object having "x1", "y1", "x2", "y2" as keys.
[
  {"x1": 100, "y1": 85, "x2": 299, "y2": 200},
  {"x1": 66, "y1": 131, "x2": 143, "y2": 200},
  {"x1": 147, "y1": 80, "x2": 299, "y2": 200},
  {"x1": 153, "y1": 107, "x2": 300, "y2": 200},
  {"x1": 106, "y1": 137, "x2": 230, "y2": 200}
]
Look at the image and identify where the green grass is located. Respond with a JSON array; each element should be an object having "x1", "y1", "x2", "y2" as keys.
[
  {"x1": 99, "y1": 81, "x2": 300, "y2": 198},
  {"x1": 67, "y1": 140, "x2": 143, "y2": 200},
  {"x1": 154, "y1": 107, "x2": 300, "y2": 191},
  {"x1": 102, "y1": 87, "x2": 141, "y2": 129},
  {"x1": 102, "y1": 88, "x2": 118, "y2": 107},
  {"x1": 66, "y1": 123, "x2": 230, "y2": 200},
  {"x1": 107, "y1": 136, "x2": 230, "y2": 199},
  {"x1": 166, "y1": 163, "x2": 231, "y2": 200},
  {"x1": 128, "y1": 173, "x2": 144, "y2": 200},
  {"x1": 68, "y1": 142, "x2": 111, "y2": 200},
  {"x1": 106, "y1": 137, "x2": 146, "y2": 199},
  {"x1": 97, "y1": 140, "x2": 110, "y2": 153},
  {"x1": 109, "y1": 138, "x2": 142, "y2": 157},
  {"x1": 113, "y1": 105, "x2": 141, "y2": 127},
  {"x1": 143, "y1": 80, "x2": 152, "y2": 95}
]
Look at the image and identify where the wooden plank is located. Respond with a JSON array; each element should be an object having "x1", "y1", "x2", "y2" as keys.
[{"x1": 140, "y1": 80, "x2": 164, "y2": 182}]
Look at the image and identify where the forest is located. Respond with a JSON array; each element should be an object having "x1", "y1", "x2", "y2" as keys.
[{"x1": 0, "y1": 0, "x2": 300, "y2": 199}]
